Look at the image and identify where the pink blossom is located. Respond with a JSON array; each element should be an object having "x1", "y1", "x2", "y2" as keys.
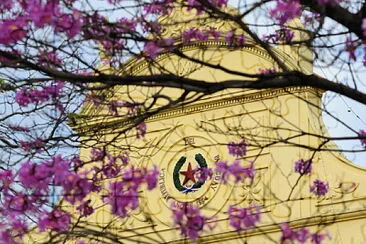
[
  {"x1": 104, "y1": 166, "x2": 159, "y2": 217},
  {"x1": 269, "y1": 0, "x2": 301, "y2": 25},
  {"x1": 227, "y1": 140, "x2": 247, "y2": 157},
  {"x1": 18, "y1": 161, "x2": 50, "y2": 191},
  {"x1": 264, "y1": 28, "x2": 294, "y2": 43},
  {"x1": 345, "y1": 38, "x2": 357, "y2": 61},
  {"x1": 143, "y1": 0, "x2": 173, "y2": 15},
  {"x1": 102, "y1": 157, "x2": 121, "y2": 178},
  {"x1": 4, "y1": 193, "x2": 35, "y2": 214},
  {"x1": 207, "y1": 28, "x2": 221, "y2": 41},
  {"x1": 225, "y1": 31, "x2": 235, "y2": 45},
  {"x1": 280, "y1": 223, "x2": 304, "y2": 243},
  {"x1": 359, "y1": 130, "x2": 366, "y2": 148},
  {"x1": 0, "y1": 230, "x2": 13, "y2": 244},
  {"x1": 0, "y1": 17, "x2": 28, "y2": 45},
  {"x1": 171, "y1": 203, "x2": 214, "y2": 241},
  {"x1": 19, "y1": 138, "x2": 44, "y2": 152},
  {"x1": 136, "y1": 122, "x2": 146, "y2": 139},
  {"x1": 0, "y1": 0, "x2": 13, "y2": 13},
  {"x1": 54, "y1": 11, "x2": 82, "y2": 38},
  {"x1": 26, "y1": 0, "x2": 59, "y2": 28},
  {"x1": 144, "y1": 165, "x2": 159, "y2": 190},
  {"x1": 84, "y1": 93, "x2": 104, "y2": 107},
  {"x1": 183, "y1": 28, "x2": 198, "y2": 43},
  {"x1": 38, "y1": 209, "x2": 71, "y2": 232},
  {"x1": 0, "y1": 170, "x2": 13, "y2": 193},
  {"x1": 258, "y1": 68, "x2": 277, "y2": 75},
  {"x1": 38, "y1": 50, "x2": 62, "y2": 67},
  {"x1": 144, "y1": 41, "x2": 161, "y2": 58},
  {"x1": 48, "y1": 155, "x2": 72, "y2": 185},
  {"x1": 104, "y1": 181, "x2": 139, "y2": 217},
  {"x1": 310, "y1": 179, "x2": 329, "y2": 196},
  {"x1": 8, "y1": 124, "x2": 30, "y2": 132},
  {"x1": 15, "y1": 82, "x2": 64, "y2": 107},
  {"x1": 194, "y1": 167, "x2": 213, "y2": 182},
  {"x1": 216, "y1": 161, "x2": 255, "y2": 183},
  {"x1": 119, "y1": 18, "x2": 137, "y2": 31},
  {"x1": 311, "y1": 232, "x2": 331, "y2": 244},
  {"x1": 280, "y1": 223, "x2": 330, "y2": 244},
  {"x1": 90, "y1": 148, "x2": 107, "y2": 161},
  {"x1": 228, "y1": 205, "x2": 261, "y2": 231},
  {"x1": 62, "y1": 173, "x2": 94, "y2": 204},
  {"x1": 71, "y1": 155, "x2": 84, "y2": 169},
  {"x1": 76, "y1": 200, "x2": 94, "y2": 217},
  {"x1": 117, "y1": 151, "x2": 130, "y2": 166},
  {"x1": 294, "y1": 159, "x2": 312, "y2": 175}
]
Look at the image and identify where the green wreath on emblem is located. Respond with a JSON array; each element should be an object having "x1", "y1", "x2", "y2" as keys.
[{"x1": 173, "y1": 153, "x2": 208, "y2": 193}]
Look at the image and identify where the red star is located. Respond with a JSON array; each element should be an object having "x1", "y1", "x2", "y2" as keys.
[{"x1": 180, "y1": 162, "x2": 196, "y2": 185}]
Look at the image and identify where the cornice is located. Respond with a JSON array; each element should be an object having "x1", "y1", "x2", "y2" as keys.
[
  {"x1": 75, "y1": 86, "x2": 322, "y2": 134},
  {"x1": 167, "y1": 208, "x2": 366, "y2": 243}
]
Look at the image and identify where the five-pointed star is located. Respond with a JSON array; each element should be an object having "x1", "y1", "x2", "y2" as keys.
[{"x1": 180, "y1": 162, "x2": 196, "y2": 185}]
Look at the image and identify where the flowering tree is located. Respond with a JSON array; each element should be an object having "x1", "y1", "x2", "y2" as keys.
[{"x1": 0, "y1": 0, "x2": 365, "y2": 243}]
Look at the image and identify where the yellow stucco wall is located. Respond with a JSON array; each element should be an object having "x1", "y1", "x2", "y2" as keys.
[{"x1": 26, "y1": 6, "x2": 366, "y2": 244}]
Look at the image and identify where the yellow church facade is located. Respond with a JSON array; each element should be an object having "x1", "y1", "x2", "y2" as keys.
[{"x1": 28, "y1": 6, "x2": 366, "y2": 244}]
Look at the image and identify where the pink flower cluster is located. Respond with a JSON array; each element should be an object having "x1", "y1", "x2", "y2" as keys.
[
  {"x1": 171, "y1": 203, "x2": 215, "y2": 241},
  {"x1": 227, "y1": 140, "x2": 247, "y2": 157},
  {"x1": 38, "y1": 50, "x2": 62, "y2": 67},
  {"x1": 310, "y1": 179, "x2": 329, "y2": 196},
  {"x1": 143, "y1": 38, "x2": 174, "y2": 58},
  {"x1": 216, "y1": 160, "x2": 255, "y2": 183},
  {"x1": 0, "y1": 0, "x2": 13, "y2": 13},
  {"x1": 91, "y1": 148, "x2": 130, "y2": 179},
  {"x1": 76, "y1": 199, "x2": 94, "y2": 217},
  {"x1": 294, "y1": 159, "x2": 312, "y2": 175},
  {"x1": 143, "y1": 0, "x2": 174, "y2": 15},
  {"x1": 15, "y1": 81, "x2": 64, "y2": 107},
  {"x1": 263, "y1": 28, "x2": 294, "y2": 43},
  {"x1": 18, "y1": 155, "x2": 97, "y2": 204},
  {"x1": 269, "y1": 0, "x2": 301, "y2": 25},
  {"x1": 104, "y1": 166, "x2": 159, "y2": 217},
  {"x1": 0, "y1": 218, "x2": 27, "y2": 244},
  {"x1": 136, "y1": 122, "x2": 147, "y2": 139},
  {"x1": 359, "y1": 130, "x2": 366, "y2": 148},
  {"x1": 228, "y1": 205, "x2": 261, "y2": 231},
  {"x1": 0, "y1": 154, "x2": 97, "y2": 241},
  {"x1": 38, "y1": 209, "x2": 71, "y2": 232},
  {"x1": 8, "y1": 124, "x2": 30, "y2": 132},
  {"x1": 258, "y1": 68, "x2": 277, "y2": 75},
  {"x1": 182, "y1": 28, "x2": 245, "y2": 46},
  {"x1": 194, "y1": 167, "x2": 213, "y2": 182},
  {"x1": 0, "y1": 1, "x2": 83, "y2": 45},
  {"x1": 19, "y1": 138, "x2": 44, "y2": 152},
  {"x1": 280, "y1": 223, "x2": 331, "y2": 244},
  {"x1": 0, "y1": 17, "x2": 27, "y2": 45}
]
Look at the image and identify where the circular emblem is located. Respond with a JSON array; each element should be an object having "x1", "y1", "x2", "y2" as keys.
[
  {"x1": 142, "y1": 134, "x2": 234, "y2": 226},
  {"x1": 173, "y1": 154, "x2": 207, "y2": 193}
]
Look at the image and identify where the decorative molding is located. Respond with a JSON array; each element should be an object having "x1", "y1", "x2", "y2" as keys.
[
  {"x1": 167, "y1": 209, "x2": 366, "y2": 244},
  {"x1": 75, "y1": 86, "x2": 322, "y2": 134}
]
